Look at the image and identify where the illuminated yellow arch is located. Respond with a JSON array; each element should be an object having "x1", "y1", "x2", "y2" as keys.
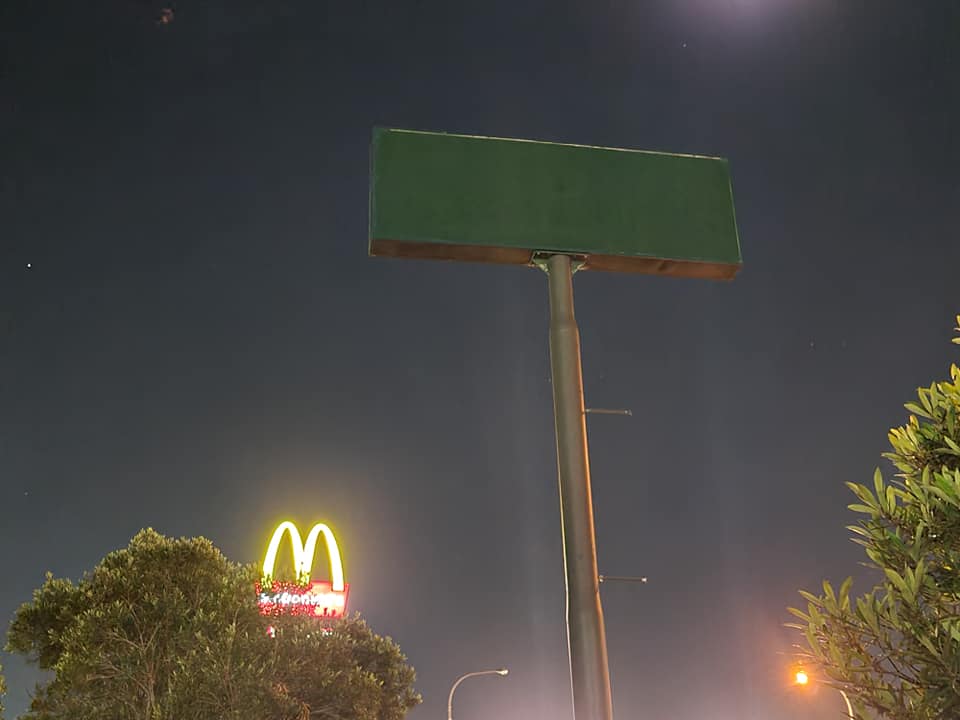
[{"x1": 262, "y1": 521, "x2": 345, "y2": 592}]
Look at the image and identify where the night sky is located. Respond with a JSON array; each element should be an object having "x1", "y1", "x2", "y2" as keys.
[{"x1": 2, "y1": 1, "x2": 959, "y2": 718}]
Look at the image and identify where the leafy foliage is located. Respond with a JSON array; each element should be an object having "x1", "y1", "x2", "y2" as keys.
[
  {"x1": 6, "y1": 529, "x2": 420, "y2": 720},
  {"x1": 789, "y1": 316, "x2": 960, "y2": 719},
  {"x1": 268, "y1": 616, "x2": 420, "y2": 720},
  {"x1": 1, "y1": 659, "x2": 6, "y2": 719}
]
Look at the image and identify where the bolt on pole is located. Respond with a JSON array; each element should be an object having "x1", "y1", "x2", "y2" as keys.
[{"x1": 545, "y1": 253, "x2": 614, "y2": 720}]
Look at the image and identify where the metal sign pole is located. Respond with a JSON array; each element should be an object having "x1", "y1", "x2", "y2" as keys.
[
  {"x1": 370, "y1": 127, "x2": 742, "y2": 720},
  {"x1": 545, "y1": 253, "x2": 614, "y2": 720}
]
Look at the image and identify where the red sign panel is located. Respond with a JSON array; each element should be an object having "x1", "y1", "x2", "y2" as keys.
[{"x1": 256, "y1": 580, "x2": 350, "y2": 619}]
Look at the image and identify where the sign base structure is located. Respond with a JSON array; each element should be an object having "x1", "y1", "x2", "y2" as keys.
[{"x1": 256, "y1": 579, "x2": 349, "y2": 619}]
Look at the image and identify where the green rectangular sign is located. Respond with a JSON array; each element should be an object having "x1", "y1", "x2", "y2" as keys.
[{"x1": 369, "y1": 128, "x2": 742, "y2": 280}]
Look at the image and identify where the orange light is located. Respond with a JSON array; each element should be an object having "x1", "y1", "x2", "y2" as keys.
[{"x1": 795, "y1": 670, "x2": 809, "y2": 686}]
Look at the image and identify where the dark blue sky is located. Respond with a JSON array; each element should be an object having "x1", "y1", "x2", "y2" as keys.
[{"x1": 2, "y1": 1, "x2": 958, "y2": 718}]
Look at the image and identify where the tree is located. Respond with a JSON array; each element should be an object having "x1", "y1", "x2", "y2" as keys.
[
  {"x1": 266, "y1": 615, "x2": 420, "y2": 720},
  {"x1": 789, "y1": 316, "x2": 960, "y2": 719},
  {"x1": 7, "y1": 528, "x2": 420, "y2": 720}
]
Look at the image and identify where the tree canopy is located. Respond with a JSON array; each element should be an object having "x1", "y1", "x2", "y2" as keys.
[
  {"x1": 6, "y1": 528, "x2": 420, "y2": 720},
  {"x1": 789, "y1": 316, "x2": 960, "y2": 719}
]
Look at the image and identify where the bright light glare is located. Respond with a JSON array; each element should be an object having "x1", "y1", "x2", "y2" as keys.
[{"x1": 794, "y1": 670, "x2": 809, "y2": 686}]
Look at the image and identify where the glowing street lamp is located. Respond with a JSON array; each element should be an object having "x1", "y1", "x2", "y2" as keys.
[
  {"x1": 447, "y1": 668, "x2": 509, "y2": 720},
  {"x1": 792, "y1": 667, "x2": 853, "y2": 720}
]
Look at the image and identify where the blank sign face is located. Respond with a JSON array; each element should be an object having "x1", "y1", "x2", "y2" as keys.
[{"x1": 369, "y1": 129, "x2": 742, "y2": 280}]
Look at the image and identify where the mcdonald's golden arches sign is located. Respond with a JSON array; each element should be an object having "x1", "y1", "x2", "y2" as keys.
[{"x1": 255, "y1": 521, "x2": 349, "y2": 619}]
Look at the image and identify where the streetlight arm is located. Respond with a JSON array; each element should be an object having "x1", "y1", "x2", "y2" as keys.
[
  {"x1": 447, "y1": 669, "x2": 508, "y2": 720},
  {"x1": 447, "y1": 673, "x2": 477, "y2": 720},
  {"x1": 839, "y1": 689, "x2": 854, "y2": 720}
]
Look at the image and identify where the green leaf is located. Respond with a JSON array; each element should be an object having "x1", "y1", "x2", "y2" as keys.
[
  {"x1": 885, "y1": 485, "x2": 898, "y2": 513},
  {"x1": 873, "y1": 468, "x2": 885, "y2": 500},
  {"x1": 905, "y1": 402, "x2": 933, "y2": 419},
  {"x1": 847, "y1": 482, "x2": 878, "y2": 508},
  {"x1": 856, "y1": 596, "x2": 880, "y2": 636},
  {"x1": 884, "y1": 568, "x2": 909, "y2": 596},
  {"x1": 917, "y1": 633, "x2": 940, "y2": 658},
  {"x1": 839, "y1": 577, "x2": 853, "y2": 612}
]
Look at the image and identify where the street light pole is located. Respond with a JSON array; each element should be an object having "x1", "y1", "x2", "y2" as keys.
[
  {"x1": 447, "y1": 668, "x2": 509, "y2": 720},
  {"x1": 545, "y1": 253, "x2": 614, "y2": 720},
  {"x1": 839, "y1": 689, "x2": 854, "y2": 720}
]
